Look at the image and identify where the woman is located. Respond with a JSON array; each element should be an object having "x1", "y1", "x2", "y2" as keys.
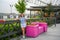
[{"x1": 20, "y1": 14, "x2": 26, "y2": 38}]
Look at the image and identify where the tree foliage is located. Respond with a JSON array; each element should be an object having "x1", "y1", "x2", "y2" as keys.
[
  {"x1": 44, "y1": 3, "x2": 54, "y2": 16},
  {"x1": 15, "y1": 0, "x2": 26, "y2": 14}
]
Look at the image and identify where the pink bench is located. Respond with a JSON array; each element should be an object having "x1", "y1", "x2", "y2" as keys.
[{"x1": 26, "y1": 24, "x2": 43, "y2": 37}]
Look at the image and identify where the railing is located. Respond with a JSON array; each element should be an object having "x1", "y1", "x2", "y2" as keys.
[
  {"x1": 27, "y1": 17, "x2": 56, "y2": 27},
  {"x1": 0, "y1": 17, "x2": 56, "y2": 40},
  {"x1": 0, "y1": 20, "x2": 22, "y2": 40},
  {"x1": 43, "y1": 17, "x2": 56, "y2": 27}
]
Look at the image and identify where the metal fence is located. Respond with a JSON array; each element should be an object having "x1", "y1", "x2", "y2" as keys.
[{"x1": 0, "y1": 20, "x2": 22, "y2": 40}]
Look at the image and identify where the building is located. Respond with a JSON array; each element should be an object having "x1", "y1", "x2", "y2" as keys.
[{"x1": 0, "y1": 13, "x2": 19, "y2": 19}]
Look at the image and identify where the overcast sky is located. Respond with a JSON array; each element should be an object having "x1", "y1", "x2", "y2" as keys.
[
  {"x1": 0, "y1": 0, "x2": 60, "y2": 13},
  {"x1": 0, "y1": 0, "x2": 18, "y2": 13}
]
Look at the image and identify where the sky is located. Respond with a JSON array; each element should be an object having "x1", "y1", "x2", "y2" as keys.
[
  {"x1": 0, "y1": 0, "x2": 18, "y2": 13},
  {"x1": 0, "y1": 0, "x2": 60, "y2": 13}
]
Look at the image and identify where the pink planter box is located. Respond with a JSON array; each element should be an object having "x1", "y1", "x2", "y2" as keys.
[
  {"x1": 26, "y1": 24, "x2": 43, "y2": 37},
  {"x1": 39, "y1": 22, "x2": 48, "y2": 32},
  {"x1": 31, "y1": 22, "x2": 48, "y2": 32},
  {"x1": 31, "y1": 22, "x2": 39, "y2": 25},
  {"x1": 38, "y1": 26, "x2": 44, "y2": 34}
]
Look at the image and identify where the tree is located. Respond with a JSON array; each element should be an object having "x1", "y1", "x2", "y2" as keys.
[
  {"x1": 44, "y1": 3, "x2": 54, "y2": 17},
  {"x1": 15, "y1": 0, "x2": 26, "y2": 14}
]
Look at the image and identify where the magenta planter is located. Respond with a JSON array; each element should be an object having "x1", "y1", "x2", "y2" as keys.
[
  {"x1": 26, "y1": 22, "x2": 48, "y2": 38},
  {"x1": 31, "y1": 22, "x2": 48, "y2": 32},
  {"x1": 26, "y1": 24, "x2": 43, "y2": 37},
  {"x1": 39, "y1": 22, "x2": 48, "y2": 32}
]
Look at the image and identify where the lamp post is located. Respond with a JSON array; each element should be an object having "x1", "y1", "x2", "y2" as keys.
[
  {"x1": 9, "y1": 4, "x2": 13, "y2": 19},
  {"x1": 10, "y1": 4, "x2": 13, "y2": 14},
  {"x1": 50, "y1": 0, "x2": 52, "y2": 4}
]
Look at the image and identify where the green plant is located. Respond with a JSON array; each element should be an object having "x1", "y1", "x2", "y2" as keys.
[
  {"x1": 15, "y1": 0, "x2": 26, "y2": 14},
  {"x1": 0, "y1": 22, "x2": 22, "y2": 39},
  {"x1": 44, "y1": 3, "x2": 54, "y2": 16}
]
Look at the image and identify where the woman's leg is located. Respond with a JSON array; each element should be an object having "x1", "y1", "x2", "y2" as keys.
[{"x1": 21, "y1": 27, "x2": 25, "y2": 38}]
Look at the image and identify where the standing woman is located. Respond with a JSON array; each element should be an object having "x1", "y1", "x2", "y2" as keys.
[{"x1": 20, "y1": 14, "x2": 26, "y2": 38}]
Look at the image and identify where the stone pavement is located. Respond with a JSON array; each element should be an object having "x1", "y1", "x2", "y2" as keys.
[{"x1": 11, "y1": 24, "x2": 60, "y2": 40}]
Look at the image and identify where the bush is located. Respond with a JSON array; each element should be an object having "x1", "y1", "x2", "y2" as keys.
[{"x1": 0, "y1": 22, "x2": 21, "y2": 39}]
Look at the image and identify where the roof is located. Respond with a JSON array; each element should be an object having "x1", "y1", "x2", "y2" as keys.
[
  {"x1": 27, "y1": 6, "x2": 60, "y2": 12},
  {"x1": 26, "y1": 8, "x2": 41, "y2": 11},
  {"x1": 0, "y1": 13, "x2": 19, "y2": 16},
  {"x1": 31, "y1": 6, "x2": 60, "y2": 8},
  {"x1": 0, "y1": 13, "x2": 9, "y2": 16}
]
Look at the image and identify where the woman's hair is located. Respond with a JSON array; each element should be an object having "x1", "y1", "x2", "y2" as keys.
[{"x1": 20, "y1": 14, "x2": 25, "y2": 17}]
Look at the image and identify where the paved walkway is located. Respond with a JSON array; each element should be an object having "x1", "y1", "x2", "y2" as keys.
[{"x1": 11, "y1": 24, "x2": 60, "y2": 40}]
